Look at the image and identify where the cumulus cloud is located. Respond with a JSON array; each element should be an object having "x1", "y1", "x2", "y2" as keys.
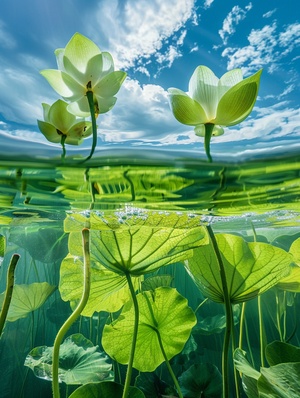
[
  {"x1": 203, "y1": 0, "x2": 214, "y2": 9},
  {"x1": 218, "y1": 3, "x2": 253, "y2": 45},
  {"x1": 91, "y1": 0, "x2": 197, "y2": 74}
]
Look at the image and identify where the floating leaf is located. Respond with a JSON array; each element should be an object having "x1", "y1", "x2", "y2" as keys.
[
  {"x1": 64, "y1": 211, "x2": 207, "y2": 275},
  {"x1": 69, "y1": 381, "x2": 145, "y2": 398},
  {"x1": 185, "y1": 233, "x2": 292, "y2": 303},
  {"x1": 0, "y1": 282, "x2": 56, "y2": 321},
  {"x1": 102, "y1": 287, "x2": 196, "y2": 372},
  {"x1": 265, "y1": 341, "x2": 300, "y2": 366},
  {"x1": 179, "y1": 363, "x2": 222, "y2": 398},
  {"x1": 25, "y1": 333, "x2": 112, "y2": 385},
  {"x1": 59, "y1": 254, "x2": 139, "y2": 315}
]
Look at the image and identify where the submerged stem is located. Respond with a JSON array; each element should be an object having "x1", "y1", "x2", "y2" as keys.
[
  {"x1": 206, "y1": 225, "x2": 232, "y2": 398},
  {"x1": 122, "y1": 273, "x2": 139, "y2": 398},
  {"x1": 52, "y1": 229, "x2": 90, "y2": 398},
  {"x1": 0, "y1": 254, "x2": 20, "y2": 336}
]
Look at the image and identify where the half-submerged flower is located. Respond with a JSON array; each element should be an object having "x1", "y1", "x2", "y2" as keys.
[
  {"x1": 37, "y1": 99, "x2": 92, "y2": 156},
  {"x1": 168, "y1": 66, "x2": 262, "y2": 162},
  {"x1": 40, "y1": 32, "x2": 127, "y2": 160}
]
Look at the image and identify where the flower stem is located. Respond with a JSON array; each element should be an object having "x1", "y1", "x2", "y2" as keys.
[
  {"x1": 84, "y1": 90, "x2": 98, "y2": 162},
  {"x1": 52, "y1": 228, "x2": 90, "y2": 398},
  {"x1": 204, "y1": 123, "x2": 214, "y2": 163},
  {"x1": 0, "y1": 254, "x2": 20, "y2": 336},
  {"x1": 60, "y1": 135, "x2": 66, "y2": 161},
  {"x1": 122, "y1": 273, "x2": 139, "y2": 398},
  {"x1": 206, "y1": 225, "x2": 232, "y2": 398}
]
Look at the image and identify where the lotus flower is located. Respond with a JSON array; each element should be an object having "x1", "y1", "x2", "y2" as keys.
[
  {"x1": 40, "y1": 33, "x2": 126, "y2": 117},
  {"x1": 168, "y1": 66, "x2": 262, "y2": 161},
  {"x1": 37, "y1": 99, "x2": 92, "y2": 145}
]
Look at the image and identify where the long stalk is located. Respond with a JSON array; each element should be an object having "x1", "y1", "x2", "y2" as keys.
[
  {"x1": 83, "y1": 89, "x2": 98, "y2": 162},
  {"x1": 52, "y1": 228, "x2": 91, "y2": 398},
  {"x1": 0, "y1": 254, "x2": 20, "y2": 336},
  {"x1": 206, "y1": 225, "x2": 232, "y2": 398},
  {"x1": 258, "y1": 295, "x2": 265, "y2": 367},
  {"x1": 122, "y1": 273, "x2": 139, "y2": 398}
]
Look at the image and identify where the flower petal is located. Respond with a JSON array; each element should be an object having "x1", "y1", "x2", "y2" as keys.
[
  {"x1": 216, "y1": 69, "x2": 262, "y2": 126},
  {"x1": 218, "y1": 69, "x2": 243, "y2": 99},
  {"x1": 40, "y1": 69, "x2": 83, "y2": 100},
  {"x1": 67, "y1": 97, "x2": 90, "y2": 117},
  {"x1": 55, "y1": 48, "x2": 65, "y2": 70},
  {"x1": 94, "y1": 71, "x2": 127, "y2": 98},
  {"x1": 188, "y1": 65, "x2": 219, "y2": 120},
  {"x1": 63, "y1": 33, "x2": 101, "y2": 74},
  {"x1": 95, "y1": 96, "x2": 117, "y2": 114},
  {"x1": 194, "y1": 124, "x2": 224, "y2": 137},
  {"x1": 65, "y1": 121, "x2": 92, "y2": 145},
  {"x1": 48, "y1": 100, "x2": 76, "y2": 132},
  {"x1": 37, "y1": 120, "x2": 61, "y2": 143},
  {"x1": 63, "y1": 53, "x2": 104, "y2": 88},
  {"x1": 101, "y1": 52, "x2": 115, "y2": 75},
  {"x1": 41, "y1": 103, "x2": 51, "y2": 122},
  {"x1": 168, "y1": 88, "x2": 208, "y2": 126}
]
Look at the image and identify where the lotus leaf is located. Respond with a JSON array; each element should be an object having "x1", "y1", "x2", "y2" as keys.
[
  {"x1": 102, "y1": 287, "x2": 196, "y2": 372},
  {"x1": 69, "y1": 381, "x2": 145, "y2": 398}
]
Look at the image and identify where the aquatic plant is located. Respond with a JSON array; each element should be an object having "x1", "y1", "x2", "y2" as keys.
[{"x1": 168, "y1": 66, "x2": 262, "y2": 162}]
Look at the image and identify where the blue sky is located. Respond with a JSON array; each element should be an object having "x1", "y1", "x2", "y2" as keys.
[{"x1": 0, "y1": 0, "x2": 299, "y2": 161}]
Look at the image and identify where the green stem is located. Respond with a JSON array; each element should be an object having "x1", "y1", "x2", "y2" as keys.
[
  {"x1": 194, "y1": 297, "x2": 208, "y2": 314},
  {"x1": 258, "y1": 295, "x2": 265, "y2": 367},
  {"x1": 156, "y1": 329, "x2": 183, "y2": 398},
  {"x1": 0, "y1": 254, "x2": 20, "y2": 336},
  {"x1": 206, "y1": 225, "x2": 232, "y2": 398},
  {"x1": 204, "y1": 123, "x2": 214, "y2": 163},
  {"x1": 122, "y1": 273, "x2": 139, "y2": 398},
  {"x1": 83, "y1": 90, "x2": 98, "y2": 162},
  {"x1": 60, "y1": 135, "x2": 66, "y2": 161},
  {"x1": 275, "y1": 290, "x2": 283, "y2": 341},
  {"x1": 52, "y1": 228, "x2": 91, "y2": 398}
]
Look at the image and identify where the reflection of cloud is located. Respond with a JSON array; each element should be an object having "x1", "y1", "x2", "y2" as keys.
[
  {"x1": 91, "y1": 0, "x2": 197, "y2": 73},
  {"x1": 222, "y1": 22, "x2": 300, "y2": 73},
  {"x1": 218, "y1": 3, "x2": 252, "y2": 45}
]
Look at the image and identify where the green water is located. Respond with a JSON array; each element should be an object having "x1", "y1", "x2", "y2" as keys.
[{"x1": 1, "y1": 154, "x2": 300, "y2": 398}]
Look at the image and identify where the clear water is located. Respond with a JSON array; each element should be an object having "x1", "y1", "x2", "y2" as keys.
[{"x1": 1, "y1": 151, "x2": 300, "y2": 397}]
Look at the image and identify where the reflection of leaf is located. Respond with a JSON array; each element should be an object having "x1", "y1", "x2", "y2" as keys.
[
  {"x1": 102, "y1": 287, "x2": 196, "y2": 372},
  {"x1": 25, "y1": 334, "x2": 112, "y2": 385},
  {"x1": 185, "y1": 234, "x2": 292, "y2": 303},
  {"x1": 59, "y1": 254, "x2": 138, "y2": 315},
  {"x1": 179, "y1": 363, "x2": 222, "y2": 398},
  {"x1": 9, "y1": 225, "x2": 68, "y2": 263},
  {"x1": 69, "y1": 381, "x2": 145, "y2": 398},
  {"x1": 0, "y1": 282, "x2": 56, "y2": 321},
  {"x1": 65, "y1": 211, "x2": 207, "y2": 276}
]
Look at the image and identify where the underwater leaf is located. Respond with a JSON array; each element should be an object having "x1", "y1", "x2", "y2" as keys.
[
  {"x1": 69, "y1": 381, "x2": 145, "y2": 398},
  {"x1": 64, "y1": 211, "x2": 207, "y2": 275},
  {"x1": 0, "y1": 282, "x2": 56, "y2": 321},
  {"x1": 289, "y1": 237, "x2": 300, "y2": 265},
  {"x1": 233, "y1": 348, "x2": 260, "y2": 380},
  {"x1": 135, "y1": 372, "x2": 177, "y2": 398},
  {"x1": 185, "y1": 233, "x2": 292, "y2": 303},
  {"x1": 25, "y1": 333, "x2": 112, "y2": 385},
  {"x1": 276, "y1": 266, "x2": 300, "y2": 292},
  {"x1": 258, "y1": 363, "x2": 300, "y2": 397},
  {"x1": 179, "y1": 363, "x2": 222, "y2": 398},
  {"x1": 102, "y1": 287, "x2": 196, "y2": 372},
  {"x1": 59, "y1": 254, "x2": 139, "y2": 315},
  {"x1": 195, "y1": 304, "x2": 240, "y2": 335},
  {"x1": 141, "y1": 275, "x2": 173, "y2": 291},
  {"x1": 265, "y1": 341, "x2": 300, "y2": 366},
  {"x1": 0, "y1": 234, "x2": 5, "y2": 257}
]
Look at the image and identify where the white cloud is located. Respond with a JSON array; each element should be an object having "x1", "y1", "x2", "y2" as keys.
[
  {"x1": 263, "y1": 9, "x2": 277, "y2": 18},
  {"x1": 0, "y1": 19, "x2": 16, "y2": 49},
  {"x1": 218, "y1": 3, "x2": 253, "y2": 45},
  {"x1": 221, "y1": 22, "x2": 300, "y2": 74},
  {"x1": 90, "y1": 0, "x2": 197, "y2": 72},
  {"x1": 203, "y1": 0, "x2": 214, "y2": 9}
]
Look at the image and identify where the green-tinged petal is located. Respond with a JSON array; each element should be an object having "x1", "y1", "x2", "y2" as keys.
[
  {"x1": 194, "y1": 124, "x2": 224, "y2": 137},
  {"x1": 67, "y1": 96, "x2": 90, "y2": 117},
  {"x1": 216, "y1": 69, "x2": 262, "y2": 126},
  {"x1": 48, "y1": 100, "x2": 76, "y2": 132},
  {"x1": 94, "y1": 71, "x2": 127, "y2": 97},
  {"x1": 188, "y1": 65, "x2": 219, "y2": 120},
  {"x1": 65, "y1": 121, "x2": 93, "y2": 145},
  {"x1": 94, "y1": 95, "x2": 117, "y2": 114},
  {"x1": 168, "y1": 88, "x2": 208, "y2": 125},
  {"x1": 41, "y1": 103, "x2": 51, "y2": 122},
  {"x1": 101, "y1": 52, "x2": 115, "y2": 75},
  {"x1": 64, "y1": 53, "x2": 104, "y2": 88},
  {"x1": 37, "y1": 120, "x2": 62, "y2": 143},
  {"x1": 64, "y1": 33, "x2": 101, "y2": 73},
  {"x1": 40, "y1": 69, "x2": 83, "y2": 100},
  {"x1": 55, "y1": 48, "x2": 65, "y2": 70},
  {"x1": 218, "y1": 69, "x2": 243, "y2": 99}
]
